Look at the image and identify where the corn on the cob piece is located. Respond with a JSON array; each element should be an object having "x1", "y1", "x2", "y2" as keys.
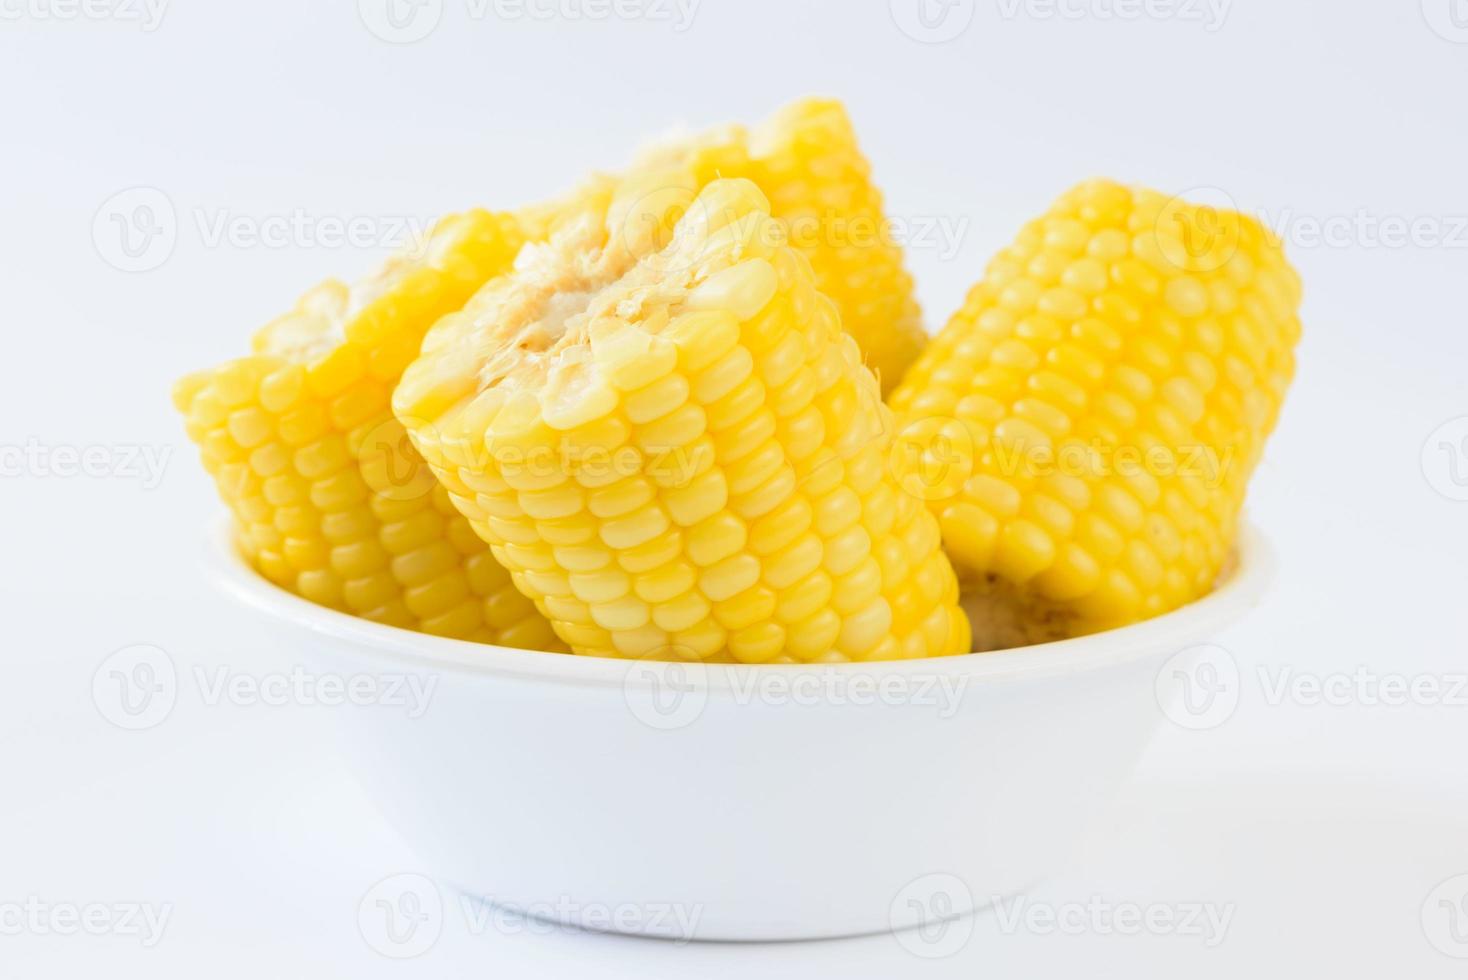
[
  {"x1": 889, "y1": 180, "x2": 1301, "y2": 645},
  {"x1": 394, "y1": 178, "x2": 970, "y2": 664},
  {"x1": 631, "y1": 98, "x2": 926, "y2": 394},
  {"x1": 174, "y1": 210, "x2": 562, "y2": 649}
]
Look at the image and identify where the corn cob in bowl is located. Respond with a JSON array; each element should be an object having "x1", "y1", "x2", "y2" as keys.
[
  {"x1": 393, "y1": 178, "x2": 971, "y2": 663},
  {"x1": 632, "y1": 98, "x2": 928, "y2": 393},
  {"x1": 173, "y1": 210, "x2": 563, "y2": 648},
  {"x1": 888, "y1": 179, "x2": 1301, "y2": 648},
  {"x1": 175, "y1": 99, "x2": 924, "y2": 654}
]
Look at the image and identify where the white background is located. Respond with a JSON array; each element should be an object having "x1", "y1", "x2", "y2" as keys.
[{"x1": 3, "y1": 0, "x2": 1467, "y2": 975}]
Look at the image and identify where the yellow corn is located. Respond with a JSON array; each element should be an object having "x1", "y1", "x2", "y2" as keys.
[
  {"x1": 889, "y1": 180, "x2": 1301, "y2": 645},
  {"x1": 394, "y1": 178, "x2": 970, "y2": 663},
  {"x1": 630, "y1": 98, "x2": 926, "y2": 393},
  {"x1": 174, "y1": 210, "x2": 562, "y2": 649}
]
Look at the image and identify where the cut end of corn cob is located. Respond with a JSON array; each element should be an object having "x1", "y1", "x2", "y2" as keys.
[
  {"x1": 889, "y1": 179, "x2": 1301, "y2": 642},
  {"x1": 629, "y1": 98, "x2": 927, "y2": 394},
  {"x1": 173, "y1": 209, "x2": 562, "y2": 650},
  {"x1": 396, "y1": 178, "x2": 969, "y2": 663}
]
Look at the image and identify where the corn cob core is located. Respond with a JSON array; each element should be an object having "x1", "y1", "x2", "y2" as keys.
[
  {"x1": 889, "y1": 180, "x2": 1301, "y2": 641},
  {"x1": 630, "y1": 98, "x2": 926, "y2": 394},
  {"x1": 395, "y1": 179, "x2": 970, "y2": 664},
  {"x1": 173, "y1": 210, "x2": 562, "y2": 650}
]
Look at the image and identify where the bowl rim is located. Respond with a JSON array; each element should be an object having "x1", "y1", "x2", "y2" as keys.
[{"x1": 205, "y1": 517, "x2": 1273, "y2": 690}]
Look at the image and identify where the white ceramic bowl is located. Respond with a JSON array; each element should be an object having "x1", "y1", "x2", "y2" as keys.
[{"x1": 208, "y1": 521, "x2": 1272, "y2": 942}]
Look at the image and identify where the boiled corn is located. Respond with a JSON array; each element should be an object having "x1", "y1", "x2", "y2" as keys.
[
  {"x1": 889, "y1": 180, "x2": 1301, "y2": 644},
  {"x1": 394, "y1": 178, "x2": 970, "y2": 663},
  {"x1": 174, "y1": 210, "x2": 562, "y2": 649},
  {"x1": 631, "y1": 98, "x2": 927, "y2": 393}
]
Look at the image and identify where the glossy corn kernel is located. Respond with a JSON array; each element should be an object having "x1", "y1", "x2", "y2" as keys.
[
  {"x1": 395, "y1": 178, "x2": 970, "y2": 664},
  {"x1": 630, "y1": 98, "x2": 926, "y2": 394},
  {"x1": 889, "y1": 180, "x2": 1301, "y2": 645},
  {"x1": 174, "y1": 210, "x2": 561, "y2": 650}
]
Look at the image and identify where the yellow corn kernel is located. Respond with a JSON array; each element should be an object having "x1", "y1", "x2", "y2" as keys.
[
  {"x1": 890, "y1": 180, "x2": 1301, "y2": 643},
  {"x1": 397, "y1": 178, "x2": 970, "y2": 663}
]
